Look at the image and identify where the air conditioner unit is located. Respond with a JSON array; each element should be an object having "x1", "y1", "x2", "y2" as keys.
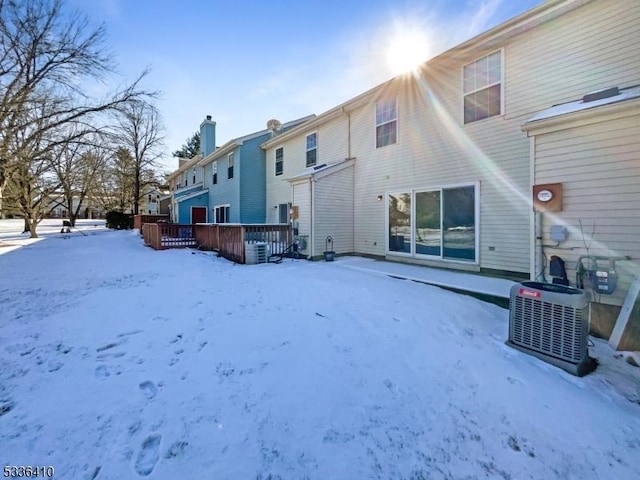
[
  {"x1": 507, "y1": 281, "x2": 596, "y2": 376},
  {"x1": 245, "y1": 242, "x2": 268, "y2": 265}
]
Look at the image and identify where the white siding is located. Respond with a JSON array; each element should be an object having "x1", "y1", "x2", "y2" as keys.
[
  {"x1": 350, "y1": 0, "x2": 640, "y2": 274},
  {"x1": 314, "y1": 166, "x2": 355, "y2": 256},
  {"x1": 292, "y1": 180, "x2": 311, "y2": 255},
  {"x1": 534, "y1": 113, "x2": 640, "y2": 306},
  {"x1": 265, "y1": 116, "x2": 350, "y2": 223}
]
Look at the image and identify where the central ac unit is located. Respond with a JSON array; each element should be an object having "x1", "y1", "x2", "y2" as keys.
[
  {"x1": 507, "y1": 281, "x2": 596, "y2": 376},
  {"x1": 245, "y1": 242, "x2": 268, "y2": 265}
]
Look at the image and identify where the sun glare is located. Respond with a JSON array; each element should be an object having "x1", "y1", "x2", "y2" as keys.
[{"x1": 385, "y1": 29, "x2": 431, "y2": 76}]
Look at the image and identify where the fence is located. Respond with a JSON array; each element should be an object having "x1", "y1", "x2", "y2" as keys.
[
  {"x1": 141, "y1": 223, "x2": 293, "y2": 264},
  {"x1": 133, "y1": 214, "x2": 170, "y2": 230}
]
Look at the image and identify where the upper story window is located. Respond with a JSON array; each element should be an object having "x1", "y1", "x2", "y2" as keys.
[
  {"x1": 212, "y1": 161, "x2": 218, "y2": 185},
  {"x1": 192, "y1": 167, "x2": 196, "y2": 184},
  {"x1": 275, "y1": 147, "x2": 284, "y2": 176},
  {"x1": 463, "y1": 50, "x2": 502, "y2": 124},
  {"x1": 306, "y1": 133, "x2": 317, "y2": 167},
  {"x1": 375, "y1": 98, "x2": 397, "y2": 148},
  {"x1": 183, "y1": 172, "x2": 188, "y2": 187},
  {"x1": 227, "y1": 152, "x2": 234, "y2": 179}
]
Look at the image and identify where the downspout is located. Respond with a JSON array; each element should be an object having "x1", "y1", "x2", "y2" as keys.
[{"x1": 343, "y1": 105, "x2": 355, "y2": 254}]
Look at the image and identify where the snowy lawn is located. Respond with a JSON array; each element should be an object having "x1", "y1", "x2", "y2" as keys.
[{"x1": 1, "y1": 226, "x2": 639, "y2": 479}]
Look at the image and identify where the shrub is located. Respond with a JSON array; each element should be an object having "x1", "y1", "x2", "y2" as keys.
[{"x1": 105, "y1": 210, "x2": 134, "y2": 229}]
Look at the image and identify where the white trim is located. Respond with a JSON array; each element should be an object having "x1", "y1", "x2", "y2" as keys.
[
  {"x1": 176, "y1": 189, "x2": 208, "y2": 203},
  {"x1": 461, "y1": 48, "x2": 504, "y2": 124},
  {"x1": 212, "y1": 204, "x2": 231, "y2": 224},
  {"x1": 227, "y1": 152, "x2": 235, "y2": 180},
  {"x1": 305, "y1": 131, "x2": 318, "y2": 167},
  {"x1": 375, "y1": 96, "x2": 398, "y2": 149},
  {"x1": 274, "y1": 146, "x2": 284, "y2": 176},
  {"x1": 529, "y1": 135, "x2": 536, "y2": 280}
]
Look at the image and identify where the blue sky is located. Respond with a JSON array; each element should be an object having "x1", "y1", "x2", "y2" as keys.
[{"x1": 71, "y1": 0, "x2": 544, "y2": 172}]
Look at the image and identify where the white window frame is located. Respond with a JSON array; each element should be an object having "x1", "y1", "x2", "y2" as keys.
[
  {"x1": 227, "y1": 152, "x2": 234, "y2": 179},
  {"x1": 462, "y1": 49, "x2": 504, "y2": 124},
  {"x1": 213, "y1": 204, "x2": 231, "y2": 224},
  {"x1": 305, "y1": 132, "x2": 317, "y2": 167},
  {"x1": 275, "y1": 146, "x2": 284, "y2": 176},
  {"x1": 385, "y1": 182, "x2": 480, "y2": 265},
  {"x1": 212, "y1": 161, "x2": 218, "y2": 185},
  {"x1": 375, "y1": 97, "x2": 398, "y2": 148},
  {"x1": 192, "y1": 167, "x2": 196, "y2": 184}
]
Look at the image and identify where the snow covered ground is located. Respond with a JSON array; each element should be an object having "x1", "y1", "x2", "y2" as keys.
[{"x1": 1, "y1": 221, "x2": 639, "y2": 479}]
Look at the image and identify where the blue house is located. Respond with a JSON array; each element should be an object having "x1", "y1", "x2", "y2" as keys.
[
  {"x1": 167, "y1": 116, "x2": 216, "y2": 223},
  {"x1": 198, "y1": 116, "x2": 314, "y2": 224}
]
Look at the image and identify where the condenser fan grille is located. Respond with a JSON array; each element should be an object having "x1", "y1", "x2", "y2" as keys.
[
  {"x1": 511, "y1": 296, "x2": 585, "y2": 362},
  {"x1": 507, "y1": 281, "x2": 593, "y2": 376}
]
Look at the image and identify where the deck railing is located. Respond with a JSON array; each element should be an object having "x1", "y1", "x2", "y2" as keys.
[
  {"x1": 142, "y1": 223, "x2": 293, "y2": 264},
  {"x1": 134, "y1": 214, "x2": 169, "y2": 230}
]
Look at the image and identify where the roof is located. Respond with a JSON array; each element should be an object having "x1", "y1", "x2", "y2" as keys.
[
  {"x1": 524, "y1": 85, "x2": 640, "y2": 125},
  {"x1": 198, "y1": 115, "x2": 316, "y2": 167},
  {"x1": 261, "y1": 0, "x2": 593, "y2": 149},
  {"x1": 286, "y1": 159, "x2": 354, "y2": 182},
  {"x1": 166, "y1": 155, "x2": 203, "y2": 180},
  {"x1": 175, "y1": 189, "x2": 209, "y2": 203}
]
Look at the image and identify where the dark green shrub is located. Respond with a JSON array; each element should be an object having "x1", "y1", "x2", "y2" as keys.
[{"x1": 105, "y1": 210, "x2": 134, "y2": 229}]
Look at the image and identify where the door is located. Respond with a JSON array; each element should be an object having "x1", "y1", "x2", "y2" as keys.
[
  {"x1": 278, "y1": 203, "x2": 289, "y2": 224},
  {"x1": 191, "y1": 206, "x2": 207, "y2": 224}
]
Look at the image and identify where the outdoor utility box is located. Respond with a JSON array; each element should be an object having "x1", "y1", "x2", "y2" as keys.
[{"x1": 507, "y1": 281, "x2": 595, "y2": 376}]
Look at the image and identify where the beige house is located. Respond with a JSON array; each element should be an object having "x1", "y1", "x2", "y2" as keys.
[{"x1": 262, "y1": 0, "x2": 639, "y2": 341}]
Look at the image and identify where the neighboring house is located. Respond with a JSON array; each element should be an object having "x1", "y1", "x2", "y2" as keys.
[
  {"x1": 44, "y1": 194, "x2": 107, "y2": 219},
  {"x1": 261, "y1": 0, "x2": 639, "y2": 332},
  {"x1": 198, "y1": 115, "x2": 314, "y2": 224},
  {"x1": 138, "y1": 187, "x2": 167, "y2": 215}
]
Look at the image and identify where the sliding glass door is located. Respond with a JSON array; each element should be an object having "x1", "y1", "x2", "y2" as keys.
[
  {"x1": 388, "y1": 192, "x2": 411, "y2": 254},
  {"x1": 388, "y1": 184, "x2": 477, "y2": 262}
]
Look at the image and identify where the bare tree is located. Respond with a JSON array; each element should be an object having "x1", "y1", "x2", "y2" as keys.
[
  {"x1": 0, "y1": 0, "x2": 156, "y2": 236},
  {"x1": 49, "y1": 132, "x2": 109, "y2": 226},
  {"x1": 113, "y1": 101, "x2": 164, "y2": 215}
]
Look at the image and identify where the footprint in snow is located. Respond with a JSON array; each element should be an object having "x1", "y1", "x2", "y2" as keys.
[
  {"x1": 95, "y1": 365, "x2": 110, "y2": 379},
  {"x1": 139, "y1": 381, "x2": 158, "y2": 400},
  {"x1": 47, "y1": 360, "x2": 63, "y2": 372},
  {"x1": 134, "y1": 434, "x2": 162, "y2": 476},
  {"x1": 507, "y1": 376, "x2": 524, "y2": 385}
]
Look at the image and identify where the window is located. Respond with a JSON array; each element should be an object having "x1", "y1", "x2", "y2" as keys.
[
  {"x1": 228, "y1": 152, "x2": 234, "y2": 179},
  {"x1": 192, "y1": 167, "x2": 196, "y2": 184},
  {"x1": 275, "y1": 147, "x2": 284, "y2": 176},
  {"x1": 388, "y1": 185, "x2": 477, "y2": 262},
  {"x1": 214, "y1": 205, "x2": 230, "y2": 223},
  {"x1": 306, "y1": 133, "x2": 317, "y2": 167},
  {"x1": 183, "y1": 172, "x2": 188, "y2": 187},
  {"x1": 148, "y1": 194, "x2": 151, "y2": 202},
  {"x1": 212, "y1": 161, "x2": 218, "y2": 185},
  {"x1": 463, "y1": 50, "x2": 502, "y2": 124},
  {"x1": 376, "y1": 98, "x2": 397, "y2": 148}
]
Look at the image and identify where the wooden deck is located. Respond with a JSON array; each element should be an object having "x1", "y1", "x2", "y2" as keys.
[{"x1": 141, "y1": 223, "x2": 293, "y2": 264}]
